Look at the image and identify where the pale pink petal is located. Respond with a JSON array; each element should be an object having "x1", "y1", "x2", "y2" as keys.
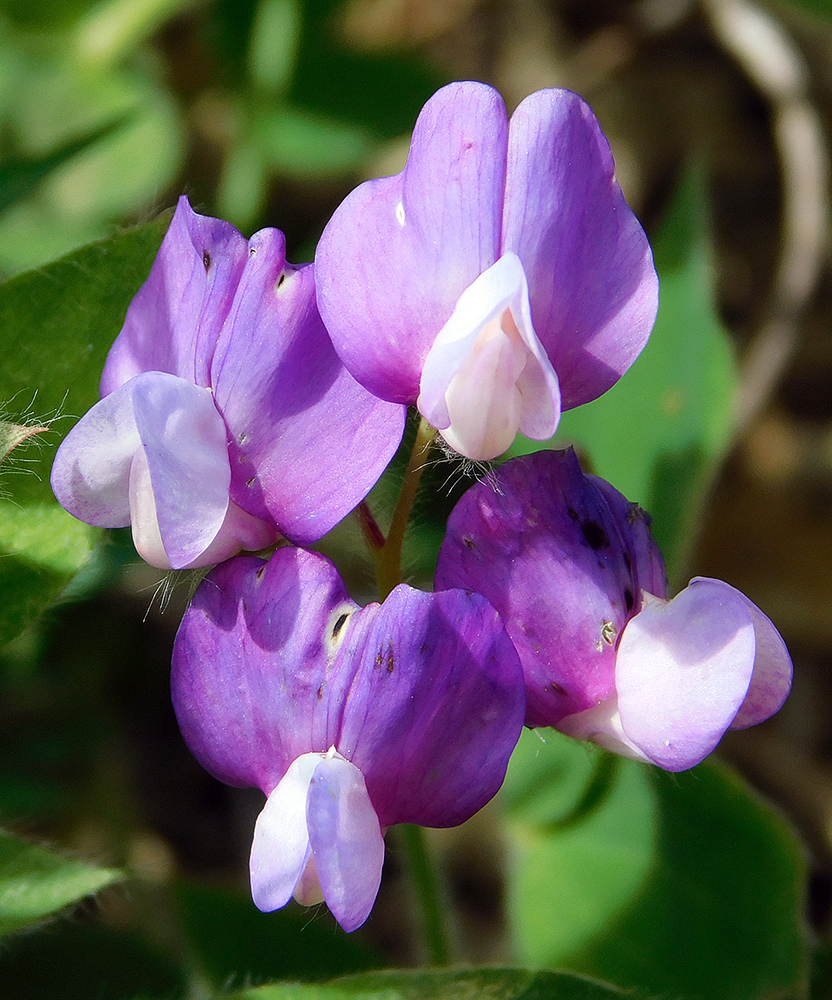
[
  {"x1": 686, "y1": 579, "x2": 793, "y2": 729},
  {"x1": 306, "y1": 753, "x2": 384, "y2": 933},
  {"x1": 616, "y1": 580, "x2": 757, "y2": 771},
  {"x1": 417, "y1": 252, "x2": 560, "y2": 460},
  {"x1": 557, "y1": 696, "x2": 651, "y2": 764},
  {"x1": 128, "y1": 372, "x2": 232, "y2": 569},
  {"x1": 50, "y1": 381, "x2": 142, "y2": 528},
  {"x1": 249, "y1": 752, "x2": 322, "y2": 913}
]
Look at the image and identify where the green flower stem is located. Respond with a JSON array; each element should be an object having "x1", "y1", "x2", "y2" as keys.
[
  {"x1": 400, "y1": 823, "x2": 452, "y2": 967},
  {"x1": 375, "y1": 416, "x2": 437, "y2": 600},
  {"x1": 362, "y1": 418, "x2": 448, "y2": 964}
]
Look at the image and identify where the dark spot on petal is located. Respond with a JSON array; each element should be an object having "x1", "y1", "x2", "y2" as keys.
[
  {"x1": 549, "y1": 682, "x2": 567, "y2": 696},
  {"x1": 624, "y1": 588, "x2": 634, "y2": 613},
  {"x1": 317, "y1": 684, "x2": 324, "y2": 699},
  {"x1": 419, "y1": 643, "x2": 429, "y2": 655},
  {"x1": 582, "y1": 519, "x2": 609, "y2": 550},
  {"x1": 332, "y1": 613, "x2": 349, "y2": 639},
  {"x1": 243, "y1": 603, "x2": 249, "y2": 612},
  {"x1": 256, "y1": 565, "x2": 266, "y2": 580},
  {"x1": 623, "y1": 553, "x2": 632, "y2": 572},
  {"x1": 375, "y1": 650, "x2": 383, "y2": 668},
  {"x1": 202, "y1": 250, "x2": 211, "y2": 270},
  {"x1": 276, "y1": 272, "x2": 285, "y2": 288},
  {"x1": 387, "y1": 651, "x2": 395, "y2": 673},
  {"x1": 567, "y1": 507, "x2": 579, "y2": 522},
  {"x1": 463, "y1": 536, "x2": 476, "y2": 550},
  {"x1": 250, "y1": 246, "x2": 257, "y2": 256},
  {"x1": 246, "y1": 477, "x2": 256, "y2": 487}
]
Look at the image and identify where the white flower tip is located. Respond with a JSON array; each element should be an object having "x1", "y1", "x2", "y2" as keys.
[
  {"x1": 249, "y1": 751, "x2": 384, "y2": 932},
  {"x1": 418, "y1": 254, "x2": 560, "y2": 461},
  {"x1": 615, "y1": 581, "x2": 760, "y2": 770}
]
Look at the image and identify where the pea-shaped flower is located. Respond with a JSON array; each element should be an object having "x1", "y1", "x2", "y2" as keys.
[
  {"x1": 51, "y1": 198, "x2": 405, "y2": 569},
  {"x1": 316, "y1": 82, "x2": 658, "y2": 461},
  {"x1": 435, "y1": 450, "x2": 792, "y2": 771},
  {"x1": 171, "y1": 547, "x2": 525, "y2": 931}
]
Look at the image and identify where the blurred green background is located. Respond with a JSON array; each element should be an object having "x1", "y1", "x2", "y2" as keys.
[{"x1": 2, "y1": 1, "x2": 832, "y2": 997}]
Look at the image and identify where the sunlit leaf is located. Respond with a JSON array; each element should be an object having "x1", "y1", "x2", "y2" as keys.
[
  {"x1": 0, "y1": 829, "x2": 121, "y2": 935},
  {"x1": 0, "y1": 54, "x2": 181, "y2": 275},
  {"x1": 503, "y1": 730, "x2": 807, "y2": 1000},
  {"x1": 0, "y1": 213, "x2": 170, "y2": 642},
  {"x1": 0, "y1": 421, "x2": 46, "y2": 465}
]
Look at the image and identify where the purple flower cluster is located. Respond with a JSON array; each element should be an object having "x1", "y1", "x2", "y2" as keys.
[{"x1": 51, "y1": 82, "x2": 791, "y2": 932}]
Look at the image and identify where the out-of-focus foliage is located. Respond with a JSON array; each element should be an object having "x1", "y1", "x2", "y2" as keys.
[
  {"x1": 0, "y1": 7, "x2": 183, "y2": 274},
  {"x1": 178, "y1": 881, "x2": 381, "y2": 989},
  {"x1": 502, "y1": 730, "x2": 807, "y2": 1000}
]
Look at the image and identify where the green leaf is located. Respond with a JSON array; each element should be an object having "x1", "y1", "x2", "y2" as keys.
[
  {"x1": 512, "y1": 169, "x2": 737, "y2": 579},
  {"x1": 503, "y1": 730, "x2": 807, "y2": 1000},
  {"x1": 0, "y1": 213, "x2": 170, "y2": 642},
  {"x1": 0, "y1": 828, "x2": 121, "y2": 935},
  {"x1": 0, "y1": 420, "x2": 46, "y2": 465},
  {"x1": 291, "y1": 0, "x2": 443, "y2": 139},
  {"x1": 232, "y1": 967, "x2": 631, "y2": 1000}
]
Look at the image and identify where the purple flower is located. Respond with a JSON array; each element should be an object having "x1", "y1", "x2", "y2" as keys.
[
  {"x1": 435, "y1": 450, "x2": 792, "y2": 771},
  {"x1": 171, "y1": 547, "x2": 525, "y2": 931},
  {"x1": 316, "y1": 82, "x2": 658, "y2": 461},
  {"x1": 51, "y1": 198, "x2": 405, "y2": 569}
]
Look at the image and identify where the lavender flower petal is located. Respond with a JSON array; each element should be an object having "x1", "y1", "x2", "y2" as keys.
[
  {"x1": 502, "y1": 89, "x2": 658, "y2": 408},
  {"x1": 332, "y1": 584, "x2": 526, "y2": 829},
  {"x1": 51, "y1": 378, "x2": 142, "y2": 529},
  {"x1": 211, "y1": 230, "x2": 406, "y2": 543},
  {"x1": 173, "y1": 548, "x2": 525, "y2": 828},
  {"x1": 689, "y1": 578, "x2": 792, "y2": 729},
  {"x1": 127, "y1": 371, "x2": 233, "y2": 568},
  {"x1": 171, "y1": 550, "x2": 357, "y2": 792},
  {"x1": 316, "y1": 82, "x2": 509, "y2": 402},
  {"x1": 436, "y1": 449, "x2": 643, "y2": 726},
  {"x1": 101, "y1": 197, "x2": 249, "y2": 394}
]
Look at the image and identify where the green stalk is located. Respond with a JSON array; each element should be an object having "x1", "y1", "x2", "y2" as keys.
[
  {"x1": 400, "y1": 824, "x2": 452, "y2": 967},
  {"x1": 375, "y1": 416, "x2": 436, "y2": 600}
]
